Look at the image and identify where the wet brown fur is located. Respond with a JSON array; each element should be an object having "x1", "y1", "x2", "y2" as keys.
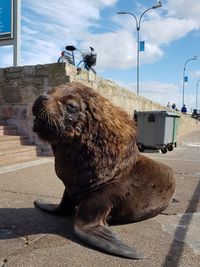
[{"x1": 32, "y1": 82, "x2": 176, "y2": 259}]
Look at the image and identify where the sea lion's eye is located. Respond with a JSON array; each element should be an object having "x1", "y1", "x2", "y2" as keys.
[{"x1": 66, "y1": 103, "x2": 78, "y2": 113}]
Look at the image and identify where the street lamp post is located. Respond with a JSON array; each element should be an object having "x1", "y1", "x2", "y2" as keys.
[
  {"x1": 117, "y1": 1, "x2": 162, "y2": 95},
  {"x1": 196, "y1": 79, "x2": 200, "y2": 110},
  {"x1": 182, "y1": 56, "x2": 197, "y2": 106}
]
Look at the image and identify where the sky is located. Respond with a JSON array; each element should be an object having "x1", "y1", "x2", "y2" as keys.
[{"x1": 1, "y1": 0, "x2": 200, "y2": 112}]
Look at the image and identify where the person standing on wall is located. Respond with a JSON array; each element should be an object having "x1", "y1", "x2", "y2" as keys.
[{"x1": 181, "y1": 104, "x2": 187, "y2": 113}]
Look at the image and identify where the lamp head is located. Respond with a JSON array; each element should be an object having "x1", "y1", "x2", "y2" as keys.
[
  {"x1": 116, "y1": 11, "x2": 127, "y2": 15},
  {"x1": 152, "y1": 1, "x2": 162, "y2": 9}
]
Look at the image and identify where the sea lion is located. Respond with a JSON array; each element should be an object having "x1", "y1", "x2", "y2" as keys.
[{"x1": 32, "y1": 82, "x2": 175, "y2": 259}]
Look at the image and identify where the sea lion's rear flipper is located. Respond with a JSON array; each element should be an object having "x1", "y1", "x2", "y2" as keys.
[
  {"x1": 74, "y1": 224, "x2": 143, "y2": 259},
  {"x1": 74, "y1": 197, "x2": 144, "y2": 259},
  {"x1": 34, "y1": 189, "x2": 75, "y2": 216}
]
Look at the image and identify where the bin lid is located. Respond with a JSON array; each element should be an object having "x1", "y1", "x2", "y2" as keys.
[{"x1": 135, "y1": 110, "x2": 180, "y2": 117}]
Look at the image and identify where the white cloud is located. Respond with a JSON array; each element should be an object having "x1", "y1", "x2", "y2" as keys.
[
  {"x1": 168, "y1": 0, "x2": 200, "y2": 22},
  {"x1": 96, "y1": 0, "x2": 117, "y2": 6},
  {"x1": 140, "y1": 43, "x2": 163, "y2": 64},
  {"x1": 80, "y1": 31, "x2": 136, "y2": 70},
  {"x1": 191, "y1": 70, "x2": 200, "y2": 78},
  {"x1": 141, "y1": 17, "x2": 198, "y2": 45}
]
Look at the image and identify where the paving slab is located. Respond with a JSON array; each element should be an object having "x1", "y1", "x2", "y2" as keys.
[
  {"x1": 0, "y1": 160, "x2": 63, "y2": 198},
  {"x1": 0, "y1": 130, "x2": 200, "y2": 267}
]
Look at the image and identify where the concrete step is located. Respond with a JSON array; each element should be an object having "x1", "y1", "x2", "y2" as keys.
[
  {"x1": 0, "y1": 123, "x2": 43, "y2": 167},
  {"x1": 0, "y1": 126, "x2": 18, "y2": 136},
  {"x1": 0, "y1": 125, "x2": 17, "y2": 130},
  {"x1": 0, "y1": 135, "x2": 30, "y2": 149},
  {"x1": 0, "y1": 145, "x2": 39, "y2": 156},
  {"x1": 0, "y1": 145, "x2": 41, "y2": 167},
  {"x1": 0, "y1": 120, "x2": 5, "y2": 125}
]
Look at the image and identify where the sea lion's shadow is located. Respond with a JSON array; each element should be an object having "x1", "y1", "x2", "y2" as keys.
[
  {"x1": 0, "y1": 207, "x2": 82, "y2": 246},
  {"x1": 0, "y1": 206, "x2": 135, "y2": 256},
  {"x1": 0, "y1": 196, "x2": 181, "y2": 242},
  {"x1": 0, "y1": 206, "x2": 131, "y2": 238}
]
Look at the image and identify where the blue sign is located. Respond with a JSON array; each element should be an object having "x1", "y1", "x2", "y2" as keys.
[
  {"x1": 0, "y1": 0, "x2": 13, "y2": 40},
  {"x1": 139, "y1": 41, "x2": 145, "y2": 52},
  {"x1": 184, "y1": 76, "x2": 188, "y2": 82}
]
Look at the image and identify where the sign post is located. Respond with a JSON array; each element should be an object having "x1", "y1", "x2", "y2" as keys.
[
  {"x1": 0, "y1": 0, "x2": 21, "y2": 66},
  {"x1": 13, "y1": 0, "x2": 21, "y2": 66}
]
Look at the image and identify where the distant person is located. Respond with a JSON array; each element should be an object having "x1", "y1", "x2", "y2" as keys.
[
  {"x1": 167, "y1": 102, "x2": 171, "y2": 108},
  {"x1": 172, "y1": 103, "x2": 178, "y2": 111},
  {"x1": 181, "y1": 104, "x2": 187, "y2": 113},
  {"x1": 172, "y1": 103, "x2": 176, "y2": 110}
]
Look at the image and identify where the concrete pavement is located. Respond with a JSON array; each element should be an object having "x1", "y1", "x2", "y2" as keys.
[{"x1": 0, "y1": 131, "x2": 200, "y2": 267}]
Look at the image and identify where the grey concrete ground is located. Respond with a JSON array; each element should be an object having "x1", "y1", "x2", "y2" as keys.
[{"x1": 0, "y1": 131, "x2": 200, "y2": 267}]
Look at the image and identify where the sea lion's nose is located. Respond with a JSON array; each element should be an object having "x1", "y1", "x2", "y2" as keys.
[
  {"x1": 39, "y1": 94, "x2": 50, "y2": 102},
  {"x1": 32, "y1": 94, "x2": 50, "y2": 116},
  {"x1": 35, "y1": 94, "x2": 50, "y2": 106}
]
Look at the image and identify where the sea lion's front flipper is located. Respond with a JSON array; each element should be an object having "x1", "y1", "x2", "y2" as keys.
[
  {"x1": 34, "y1": 189, "x2": 75, "y2": 216},
  {"x1": 34, "y1": 199, "x2": 63, "y2": 214},
  {"x1": 74, "y1": 224, "x2": 144, "y2": 259},
  {"x1": 74, "y1": 197, "x2": 144, "y2": 259}
]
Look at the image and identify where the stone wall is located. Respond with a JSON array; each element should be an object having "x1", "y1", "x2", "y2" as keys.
[
  {"x1": 0, "y1": 62, "x2": 199, "y2": 154},
  {"x1": 0, "y1": 63, "x2": 72, "y2": 153}
]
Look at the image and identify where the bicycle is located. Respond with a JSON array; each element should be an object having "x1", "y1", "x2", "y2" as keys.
[{"x1": 58, "y1": 45, "x2": 97, "y2": 75}]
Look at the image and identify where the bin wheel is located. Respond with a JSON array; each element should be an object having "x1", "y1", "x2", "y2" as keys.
[
  {"x1": 167, "y1": 144, "x2": 173, "y2": 151},
  {"x1": 161, "y1": 146, "x2": 167, "y2": 154},
  {"x1": 137, "y1": 144, "x2": 145, "y2": 152}
]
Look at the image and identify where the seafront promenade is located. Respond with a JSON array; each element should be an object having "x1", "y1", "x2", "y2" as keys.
[{"x1": 0, "y1": 130, "x2": 200, "y2": 267}]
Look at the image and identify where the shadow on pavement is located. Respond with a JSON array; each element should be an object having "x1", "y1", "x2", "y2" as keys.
[
  {"x1": 0, "y1": 207, "x2": 79, "y2": 244},
  {"x1": 162, "y1": 179, "x2": 200, "y2": 267},
  {"x1": 1, "y1": 177, "x2": 200, "y2": 263}
]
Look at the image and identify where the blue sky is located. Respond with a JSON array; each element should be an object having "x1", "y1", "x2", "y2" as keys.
[{"x1": 1, "y1": 0, "x2": 200, "y2": 111}]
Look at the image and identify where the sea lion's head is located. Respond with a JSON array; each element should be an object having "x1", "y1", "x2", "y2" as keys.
[
  {"x1": 32, "y1": 83, "x2": 87, "y2": 144},
  {"x1": 32, "y1": 82, "x2": 137, "y2": 147}
]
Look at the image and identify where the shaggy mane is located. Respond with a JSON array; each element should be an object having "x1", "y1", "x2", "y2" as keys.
[{"x1": 67, "y1": 82, "x2": 137, "y2": 144}]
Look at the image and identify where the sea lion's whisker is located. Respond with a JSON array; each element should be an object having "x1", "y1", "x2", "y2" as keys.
[
  {"x1": 51, "y1": 117, "x2": 57, "y2": 128},
  {"x1": 40, "y1": 108, "x2": 47, "y2": 120},
  {"x1": 47, "y1": 113, "x2": 51, "y2": 125}
]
